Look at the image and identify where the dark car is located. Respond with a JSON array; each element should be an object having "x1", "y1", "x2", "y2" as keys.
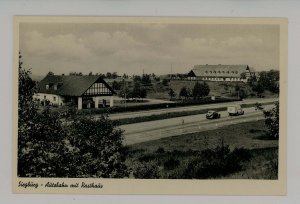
[
  {"x1": 255, "y1": 102, "x2": 264, "y2": 111},
  {"x1": 206, "y1": 111, "x2": 221, "y2": 119}
]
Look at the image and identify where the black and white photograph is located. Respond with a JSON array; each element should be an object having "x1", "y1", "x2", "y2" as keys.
[{"x1": 13, "y1": 16, "x2": 287, "y2": 194}]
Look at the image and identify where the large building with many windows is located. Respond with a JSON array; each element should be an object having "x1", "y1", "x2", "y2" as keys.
[
  {"x1": 33, "y1": 74, "x2": 115, "y2": 110},
  {"x1": 187, "y1": 64, "x2": 255, "y2": 82}
]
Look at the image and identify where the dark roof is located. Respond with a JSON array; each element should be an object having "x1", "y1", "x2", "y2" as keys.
[
  {"x1": 191, "y1": 64, "x2": 252, "y2": 77},
  {"x1": 37, "y1": 75, "x2": 115, "y2": 96}
]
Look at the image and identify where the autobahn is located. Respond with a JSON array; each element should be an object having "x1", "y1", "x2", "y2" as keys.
[
  {"x1": 121, "y1": 105, "x2": 273, "y2": 145},
  {"x1": 109, "y1": 98, "x2": 277, "y2": 120}
]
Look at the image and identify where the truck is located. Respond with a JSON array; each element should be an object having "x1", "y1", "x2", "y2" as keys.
[{"x1": 227, "y1": 105, "x2": 244, "y2": 116}]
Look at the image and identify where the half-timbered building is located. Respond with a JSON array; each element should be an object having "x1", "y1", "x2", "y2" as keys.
[{"x1": 34, "y1": 74, "x2": 115, "y2": 110}]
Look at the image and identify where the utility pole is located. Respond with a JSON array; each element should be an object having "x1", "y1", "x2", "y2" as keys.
[{"x1": 171, "y1": 63, "x2": 173, "y2": 79}]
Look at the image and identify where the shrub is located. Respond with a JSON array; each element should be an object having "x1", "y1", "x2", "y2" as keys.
[
  {"x1": 164, "y1": 157, "x2": 180, "y2": 170},
  {"x1": 181, "y1": 146, "x2": 252, "y2": 179},
  {"x1": 67, "y1": 115, "x2": 129, "y2": 178},
  {"x1": 156, "y1": 147, "x2": 165, "y2": 154},
  {"x1": 264, "y1": 101, "x2": 279, "y2": 139},
  {"x1": 132, "y1": 161, "x2": 160, "y2": 179}
]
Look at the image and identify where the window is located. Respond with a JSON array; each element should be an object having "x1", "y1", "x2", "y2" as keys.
[
  {"x1": 46, "y1": 85, "x2": 49, "y2": 90},
  {"x1": 44, "y1": 95, "x2": 46, "y2": 99},
  {"x1": 53, "y1": 96, "x2": 56, "y2": 101},
  {"x1": 54, "y1": 85, "x2": 57, "y2": 90}
]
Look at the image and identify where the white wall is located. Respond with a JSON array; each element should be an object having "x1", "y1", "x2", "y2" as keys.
[{"x1": 33, "y1": 93, "x2": 65, "y2": 106}]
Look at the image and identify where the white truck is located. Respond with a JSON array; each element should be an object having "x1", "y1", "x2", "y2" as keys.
[{"x1": 227, "y1": 105, "x2": 244, "y2": 116}]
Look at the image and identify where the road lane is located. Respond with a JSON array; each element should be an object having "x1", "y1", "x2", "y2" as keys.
[
  {"x1": 109, "y1": 98, "x2": 277, "y2": 120},
  {"x1": 121, "y1": 105, "x2": 272, "y2": 145}
]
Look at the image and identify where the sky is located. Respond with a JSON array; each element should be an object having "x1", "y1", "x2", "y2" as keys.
[{"x1": 19, "y1": 22, "x2": 280, "y2": 76}]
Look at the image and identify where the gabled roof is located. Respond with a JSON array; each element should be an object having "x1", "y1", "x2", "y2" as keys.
[
  {"x1": 191, "y1": 64, "x2": 251, "y2": 77},
  {"x1": 37, "y1": 74, "x2": 115, "y2": 96}
]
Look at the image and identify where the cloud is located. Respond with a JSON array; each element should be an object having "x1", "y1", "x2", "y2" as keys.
[{"x1": 24, "y1": 31, "x2": 95, "y2": 61}]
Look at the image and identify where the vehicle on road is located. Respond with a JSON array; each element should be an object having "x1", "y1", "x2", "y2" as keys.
[
  {"x1": 227, "y1": 105, "x2": 244, "y2": 116},
  {"x1": 206, "y1": 110, "x2": 221, "y2": 119},
  {"x1": 255, "y1": 102, "x2": 264, "y2": 111}
]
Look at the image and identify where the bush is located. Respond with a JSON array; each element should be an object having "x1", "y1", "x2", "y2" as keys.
[
  {"x1": 76, "y1": 97, "x2": 240, "y2": 115},
  {"x1": 67, "y1": 115, "x2": 129, "y2": 178},
  {"x1": 264, "y1": 101, "x2": 279, "y2": 139},
  {"x1": 164, "y1": 157, "x2": 180, "y2": 170},
  {"x1": 132, "y1": 161, "x2": 160, "y2": 179},
  {"x1": 156, "y1": 147, "x2": 165, "y2": 154},
  {"x1": 181, "y1": 146, "x2": 252, "y2": 179}
]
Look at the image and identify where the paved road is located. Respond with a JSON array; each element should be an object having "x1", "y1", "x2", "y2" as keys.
[
  {"x1": 109, "y1": 98, "x2": 277, "y2": 120},
  {"x1": 121, "y1": 105, "x2": 273, "y2": 145}
]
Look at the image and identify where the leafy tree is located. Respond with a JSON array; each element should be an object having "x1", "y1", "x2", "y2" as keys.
[
  {"x1": 18, "y1": 53, "x2": 67, "y2": 177},
  {"x1": 168, "y1": 88, "x2": 176, "y2": 100},
  {"x1": 202, "y1": 82, "x2": 210, "y2": 97},
  {"x1": 118, "y1": 85, "x2": 130, "y2": 99},
  {"x1": 252, "y1": 82, "x2": 265, "y2": 97},
  {"x1": 240, "y1": 72, "x2": 247, "y2": 79},
  {"x1": 47, "y1": 71, "x2": 54, "y2": 76},
  {"x1": 141, "y1": 74, "x2": 151, "y2": 85},
  {"x1": 112, "y1": 80, "x2": 121, "y2": 90},
  {"x1": 179, "y1": 87, "x2": 188, "y2": 100},
  {"x1": 67, "y1": 115, "x2": 129, "y2": 177},
  {"x1": 264, "y1": 101, "x2": 279, "y2": 139},
  {"x1": 112, "y1": 72, "x2": 118, "y2": 79},
  {"x1": 106, "y1": 72, "x2": 112, "y2": 78},
  {"x1": 162, "y1": 78, "x2": 169, "y2": 86},
  {"x1": 192, "y1": 82, "x2": 210, "y2": 99},
  {"x1": 140, "y1": 88, "x2": 147, "y2": 101}
]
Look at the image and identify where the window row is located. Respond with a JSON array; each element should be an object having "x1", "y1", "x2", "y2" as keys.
[{"x1": 204, "y1": 70, "x2": 239, "y2": 74}]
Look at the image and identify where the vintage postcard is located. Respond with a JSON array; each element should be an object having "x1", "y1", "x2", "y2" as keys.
[{"x1": 13, "y1": 16, "x2": 287, "y2": 195}]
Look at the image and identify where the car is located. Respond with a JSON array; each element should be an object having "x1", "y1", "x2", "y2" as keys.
[
  {"x1": 227, "y1": 105, "x2": 244, "y2": 116},
  {"x1": 206, "y1": 110, "x2": 221, "y2": 119},
  {"x1": 255, "y1": 102, "x2": 264, "y2": 110}
]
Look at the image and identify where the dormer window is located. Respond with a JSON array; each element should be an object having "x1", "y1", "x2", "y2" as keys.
[
  {"x1": 46, "y1": 84, "x2": 49, "y2": 90},
  {"x1": 54, "y1": 84, "x2": 58, "y2": 90}
]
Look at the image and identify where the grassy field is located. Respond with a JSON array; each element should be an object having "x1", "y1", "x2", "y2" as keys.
[{"x1": 125, "y1": 120, "x2": 278, "y2": 179}]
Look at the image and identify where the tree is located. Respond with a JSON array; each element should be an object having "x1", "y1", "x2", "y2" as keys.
[
  {"x1": 112, "y1": 72, "x2": 118, "y2": 79},
  {"x1": 106, "y1": 72, "x2": 112, "y2": 78},
  {"x1": 141, "y1": 74, "x2": 151, "y2": 85},
  {"x1": 252, "y1": 82, "x2": 265, "y2": 97},
  {"x1": 192, "y1": 82, "x2": 210, "y2": 99},
  {"x1": 132, "y1": 81, "x2": 142, "y2": 98},
  {"x1": 240, "y1": 72, "x2": 247, "y2": 79},
  {"x1": 168, "y1": 88, "x2": 176, "y2": 100},
  {"x1": 67, "y1": 115, "x2": 129, "y2": 177},
  {"x1": 202, "y1": 82, "x2": 210, "y2": 97},
  {"x1": 18, "y1": 53, "x2": 67, "y2": 177},
  {"x1": 162, "y1": 78, "x2": 169, "y2": 86},
  {"x1": 140, "y1": 88, "x2": 147, "y2": 101},
  {"x1": 263, "y1": 101, "x2": 279, "y2": 139},
  {"x1": 179, "y1": 87, "x2": 188, "y2": 101},
  {"x1": 112, "y1": 80, "x2": 121, "y2": 90}
]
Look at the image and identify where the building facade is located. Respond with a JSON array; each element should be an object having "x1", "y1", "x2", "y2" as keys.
[
  {"x1": 187, "y1": 64, "x2": 255, "y2": 82},
  {"x1": 34, "y1": 74, "x2": 115, "y2": 110}
]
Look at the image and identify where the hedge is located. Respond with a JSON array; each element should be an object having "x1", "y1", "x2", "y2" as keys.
[{"x1": 77, "y1": 97, "x2": 241, "y2": 115}]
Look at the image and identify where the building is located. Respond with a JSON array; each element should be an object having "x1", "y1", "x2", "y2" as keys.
[
  {"x1": 187, "y1": 64, "x2": 255, "y2": 82},
  {"x1": 33, "y1": 74, "x2": 115, "y2": 110}
]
